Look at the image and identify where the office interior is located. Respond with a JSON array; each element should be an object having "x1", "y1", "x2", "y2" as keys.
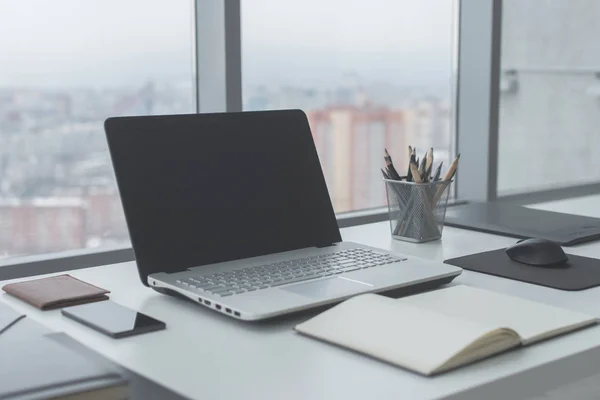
[{"x1": 2, "y1": 0, "x2": 600, "y2": 399}]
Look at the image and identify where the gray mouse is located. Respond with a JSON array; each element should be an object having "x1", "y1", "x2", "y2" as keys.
[{"x1": 505, "y1": 238, "x2": 569, "y2": 267}]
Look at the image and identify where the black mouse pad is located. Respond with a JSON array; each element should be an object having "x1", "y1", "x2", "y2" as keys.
[{"x1": 445, "y1": 249, "x2": 600, "y2": 291}]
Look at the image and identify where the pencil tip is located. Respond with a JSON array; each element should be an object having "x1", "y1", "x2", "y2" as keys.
[{"x1": 457, "y1": 153, "x2": 461, "y2": 158}]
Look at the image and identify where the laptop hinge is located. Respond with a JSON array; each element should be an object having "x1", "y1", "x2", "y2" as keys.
[{"x1": 315, "y1": 243, "x2": 337, "y2": 248}]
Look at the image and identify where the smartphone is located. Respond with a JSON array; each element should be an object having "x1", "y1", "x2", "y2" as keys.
[{"x1": 61, "y1": 301, "x2": 166, "y2": 338}]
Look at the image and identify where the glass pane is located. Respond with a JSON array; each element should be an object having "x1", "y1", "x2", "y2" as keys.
[
  {"x1": 0, "y1": 0, "x2": 195, "y2": 259},
  {"x1": 242, "y1": 0, "x2": 456, "y2": 213},
  {"x1": 498, "y1": 0, "x2": 600, "y2": 194}
]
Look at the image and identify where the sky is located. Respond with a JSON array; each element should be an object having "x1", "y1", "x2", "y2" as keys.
[
  {"x1": 242, "y1": 0, "x2": 455, "y2": 88},
  {"x1": 0, "y1": 0, "x2": 455, "y2": 89}
]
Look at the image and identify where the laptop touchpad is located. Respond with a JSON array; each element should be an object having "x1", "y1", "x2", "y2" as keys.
[{"x1": 281, "y1": 277, "x2": 371, "y2": 299}]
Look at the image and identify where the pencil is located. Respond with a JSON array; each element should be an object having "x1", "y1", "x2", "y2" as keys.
[
  {"x1": 410, "y1": 162, "x2": 422, "y2": 183},
  {"x1": 426, "y1": 147, "x2": 434, "y2": 170},
  {"x1": 408, "y1": 149, "x2": 417, "y2": 182},
  {"x1": 384, "y1": 149, "x2": 402, "y2": 180},
  {"x1": 418, "y1": 152, "x2": 427, "y2": 182},
  {"x1": 381, "y1": 169, "x2": 390, "y2": 179},
  {"x1": 406, "y1": 146, "x2": 413, "y2": 182},
  {"x1": 433, "y1": 161, "x2": 443, "y2": 181},
  {"x1": 432, "y1": 154, "x2": 460, "y2": 205},
  {"x1": 442, "y1": 153, "x2": 461, "y2": 182},
  {"x1": 425, "y1": 147, "x2": 434, "y2": 181},
  {"x1": 384, "y1": 148, "x2": 392, "y2": 163}
]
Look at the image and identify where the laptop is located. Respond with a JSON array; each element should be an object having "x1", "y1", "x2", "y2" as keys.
[{"x1": 104, "y1": 110, "x2": 461, "y2": 321}]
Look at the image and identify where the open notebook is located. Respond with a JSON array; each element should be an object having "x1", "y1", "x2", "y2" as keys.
[{"x1": 295, "y1": 285, "x2": 598, "y2": 375}]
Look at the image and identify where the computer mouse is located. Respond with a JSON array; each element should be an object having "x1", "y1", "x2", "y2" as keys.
[{"x1": 505, "y1": 238, "x2": 569, "y2": 267}]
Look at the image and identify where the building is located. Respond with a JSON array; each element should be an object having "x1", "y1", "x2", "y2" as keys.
[
  {"x1": 0, "y1": 191, "x2": 130, "y2": 257},
  {"x1": 308, "y1": 106, "x2": 405, "y2": 212},
  {"x1": 403, "y1": 99, "x2": 453, "y2": 170},
  {"x1": 85, "y1": 189, "x2": 129, "y2": 246},
  {"x1": 0, "y1": 198, "x2": 85, "y2": 256}
]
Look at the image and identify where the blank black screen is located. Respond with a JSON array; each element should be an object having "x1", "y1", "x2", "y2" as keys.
[{"x1": 105, "y1": 110, "x2": 341, "y2": 285}]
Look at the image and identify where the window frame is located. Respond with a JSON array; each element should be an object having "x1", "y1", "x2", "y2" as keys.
[
  {"x1": 460, "y1": 0, "x2": 600, "y2": 206},
  {"x1": 455, "y1": 0, "x2": 501, "y2": 202},
  {"x1": 2, "y1": 0, "x2": 598, "y2": 279}
]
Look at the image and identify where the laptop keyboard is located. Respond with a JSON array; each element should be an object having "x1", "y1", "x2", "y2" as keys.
[{"x1": 177, "y1": 248, "x2": 407, "y2": 297}]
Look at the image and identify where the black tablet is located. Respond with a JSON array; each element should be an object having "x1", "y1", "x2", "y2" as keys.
[
  {"x1": 444, "y1": 202, "x2": 600, "y2": 246},
  {"x1": 62, "y1": 301, "x2": 166, "y2": 339}
]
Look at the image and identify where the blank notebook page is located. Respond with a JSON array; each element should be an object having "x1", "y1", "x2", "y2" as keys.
[
  {"x1": 295, "y1": 293, "x2": 501, "y2": 375},
  {"x1": 400, "y1": 285, "x2": 597, "y2": 344}
]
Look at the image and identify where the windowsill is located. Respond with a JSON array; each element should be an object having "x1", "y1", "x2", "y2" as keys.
[
  {"x1": 0, "y1": 245, "x2": 134, "y2": 281},
  {"x1": 0, "y1": 245, "x2": 130, "y2": 268},
  {"x1": 4, "y1": 188, "x2": 597, "y2": 281},
  {"x1": 497, "y1": 181, "x2": 600, "y2": 205},
  {"x1": 0, "y1": 198, "x2": 469, "y2": 281}
]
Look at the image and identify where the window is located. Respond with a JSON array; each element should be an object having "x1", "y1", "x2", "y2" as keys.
[
  {"x1": 0, "y1": 0, "x2": 195, "y2": 259},
  {"x1": 241, "y1": 0, "x2": 456, "y2": 213},
  {"x1": 498, "y1": 0, "x2": 600, "y2": 195}
]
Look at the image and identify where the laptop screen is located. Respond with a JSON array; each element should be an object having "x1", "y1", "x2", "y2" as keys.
[{"x1": 105, "y1": 110, "x2": 341, "y2": 284}]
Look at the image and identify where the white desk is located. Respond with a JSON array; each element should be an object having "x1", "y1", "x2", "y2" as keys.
[{"x1": 2, "y1": 195, "x2": 600, "y2": 400}]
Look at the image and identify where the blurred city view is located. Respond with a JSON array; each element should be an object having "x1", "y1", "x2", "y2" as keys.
[
  {"x1": 3, "y1": 1, "x2": 595, "y2": 260},
  {"x1": 0, "y1": 79, "x2": 451, "y2": 258},
  {"x1": 0, "y1": 81, "x2": 194, "y2": 258},
  {"x1": 244, "y1": 78, "x2": 452, "y2": 212},
  {"x1": 0, "y1": 0, "x2": 454, "y2": 259}
]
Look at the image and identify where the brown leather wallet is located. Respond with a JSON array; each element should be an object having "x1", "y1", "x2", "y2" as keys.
[{"x1": 2, "y1": 274, "x2": 110, "y2": 310}]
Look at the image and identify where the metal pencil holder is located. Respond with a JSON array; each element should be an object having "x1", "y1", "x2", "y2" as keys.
[{"x1": 384, "y1": 179, "x2": 452, "y2": 243}]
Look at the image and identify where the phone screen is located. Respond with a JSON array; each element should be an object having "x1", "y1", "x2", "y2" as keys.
[{"x1": 61, "y1": 301, "x2": 166, "y2": 338}]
